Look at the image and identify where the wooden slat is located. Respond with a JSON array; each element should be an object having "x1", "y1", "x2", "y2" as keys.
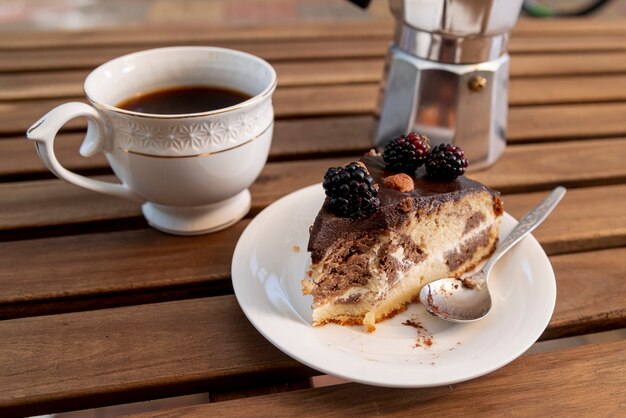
[
  {"x1": 5, "y1": 52, "x2": 626, "y2": 101},
  {"x1": 513, "y1": 18, "x2": 626, "y2": 36},
  {"x1": 0, "y1": 70, "x2": 87, "y2": 101},
  {"x1": 0, "y1": 134, "x2": 108, "y2": 179},
  {"x1": 512, "y1": 52, "x2": 626, "y2": 77},
  {"x1": 0, "y1": 175, "x2": 141, "y2": 234},
  {"x1": 508, "y1": 102, "x2": 626, "y2": 141},
  {"x1": 1, "y1": 139, "x2": 625, "y2": 236},
  {"x1": 0, "y1": 22, "x2": 393, "y2": 50},
  {"x1": 543, "y1": 248, "x2": 626, "y2": 340},
  {"x1": 502, "y1": 186, "x2": 626, "y2": 256},
  {"x1": 1, "y1": 18, "x2": 625, "y2": 51},
  {"x1": 0, "y1": 224, "x2": 247, "y2": 318},
  {"x1": 510, "y1": 74, "x2": 626, "y2": 106},
  {"x1": 0, "y1": 40, "x2": 390, "y2": 73},
  {"x1": 1, "y1": 251, "x2": 624, "y2": 416},
  {"x1": 4, "y1": 78, "x2": 626, "y2": 136},
  {"x1": 0, "y1": 296, "x2": 316, "y2": 417},
  {"x1": 138, "y1": 340, "x2": 626, "y2": 418},
  {"x1": 509, "y1": 35, "x2": 626, "y2": 53},
  {"x1": 471, "y1": 139, "x2": 626, "y2": 194}
]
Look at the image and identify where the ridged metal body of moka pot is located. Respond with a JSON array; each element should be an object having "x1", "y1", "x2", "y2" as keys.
[{"x1": 374, "y1": 0, "x2": 524, "y2": 169}]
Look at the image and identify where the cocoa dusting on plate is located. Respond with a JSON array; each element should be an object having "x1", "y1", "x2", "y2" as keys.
[
  {"x1": 402, "y1": 318, "x2": 425, "y2": 330},
  {"x1": 402, "y1": 315, "x2": 434, "y2": 348}
]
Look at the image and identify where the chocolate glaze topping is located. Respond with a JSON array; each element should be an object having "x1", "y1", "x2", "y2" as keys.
[{"x1": 307, "y1": 153, "x2": 499, "y2": 262}]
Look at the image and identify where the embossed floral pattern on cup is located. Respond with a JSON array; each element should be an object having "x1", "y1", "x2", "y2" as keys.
[{"x1": 105, "y1": 99, "x2": 273, "y2": 156}]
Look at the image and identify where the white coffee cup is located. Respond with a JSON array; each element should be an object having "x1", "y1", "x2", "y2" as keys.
[{"x1": 27, "y1": 47, "x2": 276, "y2": 235}]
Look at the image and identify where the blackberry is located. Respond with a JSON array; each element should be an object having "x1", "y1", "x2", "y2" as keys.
[
  {"x1": 322, "y1": 162, "x2": 380, "y2": 218},
  {"x1": 425, "y1": 143, "x2": 468, "y2": 180},
  {"x1": 382, "y1": 133, "x2": 430, "y2": 173}
]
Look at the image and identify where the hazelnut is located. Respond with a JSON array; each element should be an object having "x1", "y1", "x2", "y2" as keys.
[{"x1": 383, "y1": 173, "x2": 414, "y2": 193}]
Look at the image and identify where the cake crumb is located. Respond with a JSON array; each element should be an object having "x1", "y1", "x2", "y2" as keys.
[
  {"x1": 462, "y1": 277, "x2": 477, "y2": 289},
  {"x1": 363, "y1": 311, "x2": 376, "y2": 333},
  {"x1": 292, "y1": 245, "x2": 300, "y2": 253},
  {"x1": 402, "y1": 315, "x2": 434, "y2": 348},
  {"x1": 398, "y1": 196, "x2": 414, "y2": 212},
  {"x1": 402, "y1": 318, "x2": 425, "y2": 330},
  {"x1": 301, "y1": 279, "x2": 313, "y2": 295}
]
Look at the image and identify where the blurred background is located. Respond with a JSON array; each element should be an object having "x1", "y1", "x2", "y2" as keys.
[{"x1": 1, "y1": 0, "x2": 625, "y2": 31}]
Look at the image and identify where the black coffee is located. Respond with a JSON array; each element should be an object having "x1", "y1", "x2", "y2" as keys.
[{"x1": 117, "y1": 85, "x2": 251, "y2": 114}]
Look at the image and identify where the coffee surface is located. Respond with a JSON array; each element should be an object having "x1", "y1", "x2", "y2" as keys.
[{"x1": 117, "y1": 85, "x2": 251, "y2": 115}]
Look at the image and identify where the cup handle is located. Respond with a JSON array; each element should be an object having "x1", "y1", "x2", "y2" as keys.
[{"x1": 26, "y1": 102, "x2": 142, "y2": 202}]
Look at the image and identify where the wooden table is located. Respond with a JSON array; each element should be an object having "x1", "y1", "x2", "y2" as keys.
[{"x1": 1, "y1": 18, "x2": 625, "y2": 417}]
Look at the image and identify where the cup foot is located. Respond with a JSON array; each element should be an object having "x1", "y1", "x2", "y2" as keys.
[{"x1": 142, "y1": 190, "x2": 251, "y2": 236}]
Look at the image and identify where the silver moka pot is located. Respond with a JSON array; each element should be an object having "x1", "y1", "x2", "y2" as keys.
[{"x1": 352, "y1": 0, "x2": 524, "y2": 169}]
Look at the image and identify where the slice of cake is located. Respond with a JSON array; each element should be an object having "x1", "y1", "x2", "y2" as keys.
[{"x1": 302, "y1": 136, "x2": 502, "y2": 331}]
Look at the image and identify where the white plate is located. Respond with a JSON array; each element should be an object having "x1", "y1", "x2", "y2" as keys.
[{"x1": 232, "y1": 184, "x2": 556, "y2": 388}]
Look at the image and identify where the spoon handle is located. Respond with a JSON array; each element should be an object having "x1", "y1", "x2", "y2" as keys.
[{"x1": 482, "y1": 186, "x2": 567, "y2": 275}]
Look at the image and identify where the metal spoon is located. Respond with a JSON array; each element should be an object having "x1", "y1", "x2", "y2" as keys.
[{"x1": 419, "y1": 186, "x2": 567, "y2": 323}]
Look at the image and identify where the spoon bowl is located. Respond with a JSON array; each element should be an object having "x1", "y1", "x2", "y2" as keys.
[
  {"x1": 419, "y1": 187, "x2": 566, "y2": 323},
  {"x1": 420, "y1": 275, "x2": 491, "y2": 323}
]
